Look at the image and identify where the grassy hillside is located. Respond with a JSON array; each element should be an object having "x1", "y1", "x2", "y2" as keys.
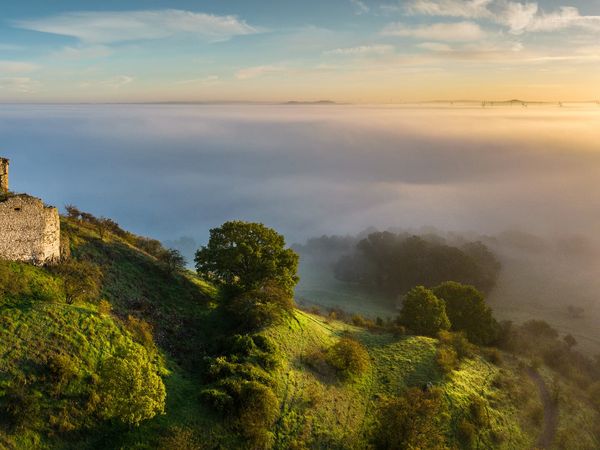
[{"x1": 0, "y1": 217, "x2": 598, "y2": 449}]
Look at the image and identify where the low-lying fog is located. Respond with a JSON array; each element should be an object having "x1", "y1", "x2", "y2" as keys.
[{"x1": 3, "y1": 103, "x2": 600, "y2": 350}]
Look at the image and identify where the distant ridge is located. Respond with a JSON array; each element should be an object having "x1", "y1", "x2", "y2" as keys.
[{"x1": 284, "y1": 100, "x2": 338, "y2": 105}]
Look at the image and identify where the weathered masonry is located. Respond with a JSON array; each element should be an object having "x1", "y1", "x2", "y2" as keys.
[{"x1": 0, "y1": 157, "x2": 61, "y2": 264}]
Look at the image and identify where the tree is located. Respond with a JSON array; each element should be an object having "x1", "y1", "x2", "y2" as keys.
[
  {"x1": 54, "y1": 260, "x2": 102, "y2": 305},
  {"x1": 399, "y1": 286, "x2": 450, "y2": 337},
  {"x1": 158, "y1": 248, "x2": 186, "y2": 273},
  {"x1": 226, "y1": 282, "x2": 294, "y2": 331},
  {"x1": 195, "y1": 221, "x2": 299, "y2": 296},
  {"x1": 433, "y1": 281, "x2": 498, "y2": 345}
]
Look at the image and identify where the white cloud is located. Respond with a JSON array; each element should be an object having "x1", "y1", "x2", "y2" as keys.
[
  {"x1": 382, "y1": 21, "x2": 486, "y2": 41},
  {"x1": 500, "y1": 4, "x2": 600, "y2": 34},
  {"x1": 324, "y1": 44, "x2": 394, "y2": 56},
  {"x1": 13, "y1": 9, "x2": 259, "y2": 44},
  {"x1": 406, "y1": 0, "x2": 493, "y2": 18},
  {"x1": 0, "y1": 77, "x2": 40, "y2": 93},
  {"x1": 0, "y1": 60, "x2": 38, "y2": 74},
  {"x1": 350, "y1": 0, "x2": 370, "y2": 15},
  {"x1": 235, "y1": 66, "x2": 286, "y2": 80}
]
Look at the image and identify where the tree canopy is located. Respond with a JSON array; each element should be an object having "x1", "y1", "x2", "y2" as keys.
[
  {"x1": 195, "y1": 221, "x2": 299, "y2": 296},
  {"x1": 433, "y1": 281, "x2": 498, "y2": 345},
  {"x1": 399, "y1": 286, "x2": 450, "y2": 337}
]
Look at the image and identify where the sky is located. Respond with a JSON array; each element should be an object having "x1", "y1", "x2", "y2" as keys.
[{"x1": 1, "y1": 0, "x2": 600, "y2": 102}]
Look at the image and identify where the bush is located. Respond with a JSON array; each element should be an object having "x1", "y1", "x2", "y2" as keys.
[
  {"x1": 158, "y1": 426, "x2": 205, "y2": 450},
  {"x1": 237, "y1": 381, "x2": 279, "y2": 449},
  {"x1": 199, "y1": 388, "x2": 234, "y2": 413},
  {"x1": 97, "y1": 346, "x2": 166, "y2": 425},
  {"x1": 53, "y1": 259, "x2": 102, "y2": 305},
  {"x1": 0, "y1": 384, "x2": 41, "y2": 431},
  {"x1": 436, "y1": 346, "x2": 458, "y2": 374},
  {"x1": 457, "y1": 418, "x2": 477, "y2": 448},
  {"x1": 373, "y1": 387, "x2": 447, "y2": 449},
  {"x1": 326, "y1": 338, "x2": 370, "y2": 379},
  {"x1": 399, "y1": 286, "x2": 450, "y2": 337}
]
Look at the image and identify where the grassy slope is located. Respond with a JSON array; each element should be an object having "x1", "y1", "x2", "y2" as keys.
[
  {"x1": 268, "y1": 310, "x2": 538, "y2": 449},
  {"x1": 1, "y1": 219, "x2": 597, "y2": 449}
]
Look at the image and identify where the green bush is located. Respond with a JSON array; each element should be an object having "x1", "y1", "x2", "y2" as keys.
[
  {"x1": 373, "y1": 387, "x2": 447, "y2": 449},
  {"x1": 237, "y1": 381, "x2": 279, "y2": 449},
  {"x1": 199, "y1": 388, "x2": 234, "y2": 413},
  {"x1": 0, "y1": 384, "x2": 41, "y2": 431},
  {"x1": 158, "y1": 426, "x2": 205, "y2": 450},
  {"x1": 326, "y1": 338, "x2": 370, "y2": 379},
  {"x1": 97, "y1": 346, "x2": 166, "y2": 425},
  {"x1": 436, "y1": 346, "x2": 458, "y2": 374}
]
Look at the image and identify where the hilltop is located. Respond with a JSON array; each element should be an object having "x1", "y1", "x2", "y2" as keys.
[{"x1": 0, "y1": 215, "x2": 598, "y2": 449}]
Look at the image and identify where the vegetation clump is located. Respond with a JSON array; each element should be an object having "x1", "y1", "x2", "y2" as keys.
[
  {"x1": 326, "y1": 337, "x2": 370, "y2": 379},
  {"x1": 399, "y1": 286, "x2": 450, "y2": 337}
]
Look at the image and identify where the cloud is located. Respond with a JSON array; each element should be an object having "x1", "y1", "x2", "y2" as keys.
[
  {"x1": 406, "y1": 0, "x2": 493, "y2": 18},
  {"x1": 0, "y1": 60, "x2": 38, "y2": 74},
  {"x1": 0, "y1": 77, "x2": 40, "y2": 93},
  {"x1": 13, "y1": 9, "x2": 259, "y2": 44},
  {"x1": 235, "y1": 66, "x2": 286, "y2": 80},
  {"x1": 499, "y1": 4, "x2": 600, "y2": 34},
  {"x1": 324, "y1": 44, "x2": 394, "y2": 56},
  {"x1": 350, "y1": 0, "x2": 370, "y2": 15},
  {"x1": 406, "y1": 1, "x2": 600, "y2": 35},
  {"x1": 382, "y1": 21, "x2": 486, "y2": 41}
]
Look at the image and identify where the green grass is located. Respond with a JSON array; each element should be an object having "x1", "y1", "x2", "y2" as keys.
[{"x1": 1, "y1": 218, "x2": 598, "y2": 449}]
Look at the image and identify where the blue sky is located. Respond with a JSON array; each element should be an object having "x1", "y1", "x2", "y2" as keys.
[{"x1": 1, "y1": 0, "x2": 600, "y2": 101}]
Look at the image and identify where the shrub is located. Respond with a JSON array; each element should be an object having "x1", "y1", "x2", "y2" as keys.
[
  {"x1": 199, "y1": 388, "x2": 234, "y2": 413},
  {"x1": 326, "y1": 338, "x2": 370, "y2": 379},
  {"x1": 97, "y1": 346, "x2": 166, "y2": 425},
  {"x1": 125, "y1": 315, "x2": 156, "y2": 353},
  {"x1": 457, "y1": 418, "x2": 477, "y2": 448},
  {"x1": 436, "y1": 346, "x2": 458, "y2": 374},
  {"x1": 237, "y1": 381, "x2": 279, "y2": 449},
  {"x1": 158, "y1": 426, "x2": 205, "y2": 450},
  {"x1": 399, "y1": 286, "x2": 450, "y2": 337},
  {"x1": 373, "y1": 388, "x2": 447, "y2": 449},
  {"x1": 351, "y1": 314, "x2": 367, "y2": 327},
  {"x1": 0, "y1": 384, "x2": 40, "y2": 431},
  {"x1": 53, "y1": 259, "x2": 102, "y2": 305},
  {"x1": 98, "y1": 299, "x2": 112, "y2": 315},
  {"x1": 158, "y1": 248, "x2": 186, "y2": 273},
  {"x1": 45, "y1": 352, "x2": 78, "y2": 395},
  {"x1": 589, "y1": 381, "x2": 600, "y2": 411}
]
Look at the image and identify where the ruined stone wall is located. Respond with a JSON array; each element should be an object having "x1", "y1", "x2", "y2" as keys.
[{"x1": 0, "y1": 195, "x2": 60, "y2": 264}]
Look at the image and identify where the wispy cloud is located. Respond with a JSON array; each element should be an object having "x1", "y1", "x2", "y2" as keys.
[
  {"x1": 235, "y1": 66, "x2": 286, "y2": 80},
  {"x1": 0, "y1": 60, "x2": 38, "y2": 74},
  {"x1": 498, "y1": 5, "x2": 600, "y2": 35},
  {"x1": 406, "y1": 1, "x2": 600, "y2": 34},
  {"x1": 324, "y1": 44, "x2": 394, "y2": 56},
  {"x1": 350, "y1": 0, "x2": 370, "y2": 15},
  {"x1": 382, "y1": 21, "x2": 486, "y2": 41},
  {"x1": 406, "y1": 0, "x2": 493, "y2": 18},
  {"x1": 13, "y1": 9, "x2": 259, "y2": 44}
]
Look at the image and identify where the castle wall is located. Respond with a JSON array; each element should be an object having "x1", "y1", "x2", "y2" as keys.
[{"x1": 0, "y1": 195, "x2": 60, "y2": 264}]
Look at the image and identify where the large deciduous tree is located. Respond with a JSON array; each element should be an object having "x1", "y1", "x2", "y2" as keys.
[{"x1": 195, "y1": 221, "x2": 299, "y2": 296}]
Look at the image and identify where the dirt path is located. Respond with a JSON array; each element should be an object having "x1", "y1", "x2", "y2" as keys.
[{"x1": 526, "y1": 367, "x2": 558, "y2": 449}]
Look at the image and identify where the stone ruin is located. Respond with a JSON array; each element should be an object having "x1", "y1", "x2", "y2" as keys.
[{"x1": 0, "y1": 157, "x2": 61, "y2": 264}]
